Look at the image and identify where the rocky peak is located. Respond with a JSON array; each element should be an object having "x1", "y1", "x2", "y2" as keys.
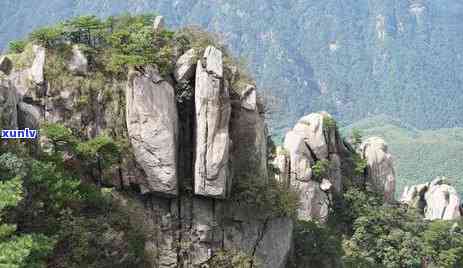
[
  {"x1": 276, "y1": 111, "x2": 349, "y2": 222},
  {"x1": 359, "y1": 136, "x2": 396, "y2": 202},
  {"x1": 401, "y1": 177, "x2": 462, "y2": 220}
]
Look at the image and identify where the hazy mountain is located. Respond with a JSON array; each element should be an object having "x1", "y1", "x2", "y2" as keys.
[{"x1": 1, "y1": 0, "x2": 463, "y2": 134}]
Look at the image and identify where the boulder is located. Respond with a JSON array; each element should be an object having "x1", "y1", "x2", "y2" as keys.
[
  {"x1": 424, "y1": 179, "x2": 461, "y2": 220},
  {"x1": 194, "y1": 46, "x2": 231, "y2": 198},
  {"x1": 0, "y1": 56, "x2": 13, "y2": 75},
  {"x1": 29, "y1": 45, "x2": 45, "y2": 85},
  {"x1": 126, "y1": 65, "x2": 178, "y2": 195},
  {"x1": 174, "y1": 48, "x2": 197, "y2": 82},
  {"x1": 293, "y1": 179, "x2": 330, "y2": 222},
  {"x1": 67, "y1": 45, "x2": 88, "y2": 75},
  {"x1": 292, "y1": 112, "x2": 329, "y2": 159},
  {"x1": 283, "y1": 130, "x2": 314, "y2": 182},
  {"x1": 359, "y1": 136, "x2": 396, "y2": 202},
  {"x1": 240, "y1": 84, "x2": 257, "y2": 111},
  {"x1": 0, "y1": 77, "x2": 18, "y2": 129},
  {"x1": 279, "y1": 111, "x2": 350, "y2": 221},
  {"x1": 18, "y1": 102, "x2": 42, "y2": 129},
  {"x1": 400, "y1": 178, "x2": 461, "y2": 220}
]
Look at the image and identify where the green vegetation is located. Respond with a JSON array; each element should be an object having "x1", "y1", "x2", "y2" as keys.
[
  {"x1": 8, "y1": 40, "x2": 27, "y2": 53},
  {"x1": 208, "y1": 250, "x2": 259, "y2": 268},
  {"x1": 292, "y1": 187, "x2": 463, "y2": 268},
  {"x1": 232, "y1": 175, "x2": 300, "y2": 219},
  {"x1": 342, "y1": 115, "x2": 463, "y2": 196},
  {"x1": 312, "y1": 159, "x2": 330, "y2": 182},
  {"x1": 0, "y1": 122, "x2": 145, "y2": 267}
]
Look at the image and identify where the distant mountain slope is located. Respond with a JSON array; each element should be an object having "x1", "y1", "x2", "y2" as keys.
[
  {"x1": 1, "y1": 0, "x2": 463, "y2": 135},
  {"x1": 343, "y1": 115, "x2": 463, "y2": 196}
]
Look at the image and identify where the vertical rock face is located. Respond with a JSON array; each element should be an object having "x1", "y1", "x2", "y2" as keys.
[
  {"x1": 4, "y1": 39, "x2": 293, "y2": 267},
  {"x1": 359, "y1": 137, "x2": 396, "y2": 202},
  {"x1": 194, "y1": 46, "x2": 231, "y2": 198},
  {"x1": 278, "y1": 111, "x2": 348, "y2": 222},
  {"x1": 67, "y1": 45, "x2": 88, "y2": 75},
  {"x1": 174, "y1": 48, "x2": 197, "y2": 83},
  {"x1": 231, "y1": 83, "x2": 268, "y2": 181},
  {"x1": 0, "y1": 56, "x2": 13, "y2": 75},
  {"x1": 30, "y1": 45, "x2": 46, "y2": 85},
  {"x1": 0, "y1": 75, "x2": 18, "y2": 129},
  {"x1": 126, "y1": 65, "x2": 179, "y2": 195},
  {"x1": 401, "y1": 178, "x2": 462, "y2": 221}
]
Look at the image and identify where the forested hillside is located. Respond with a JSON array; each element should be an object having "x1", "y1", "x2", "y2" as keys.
[
  {"x1": 1, "y1": 0, "x2": 463, "y2": 134},
  {"x1": 0, "y1": 14, "x2": 462, "y2": 268}
]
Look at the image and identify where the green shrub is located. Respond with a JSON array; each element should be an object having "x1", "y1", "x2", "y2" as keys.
[
  {"x1": 208, "y1": 250, "x2": 258, "y2": 268},
  {"x1": 323, "y1": 116, "x2": 337, "y2": 131},
  {"x1": 8, "y1": 40, "x2": 27, "y2": 53},
  {"x1": 232, "y1": 176, "x2": 299, "y2": 219},
  {"x1": 29, "y1": 25, "x2": 64, "y2": 47},
  {"x1": 289, "y1": 220, "x2": 343, "y2": 268},
  {"x1": 312, "y1": 159, "x2": 330, "y2": 181}
]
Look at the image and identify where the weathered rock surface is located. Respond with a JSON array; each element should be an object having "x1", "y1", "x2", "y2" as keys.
[
  {"x1": 359, "y1": 137, "x2": 396, "y2": 202},
  {"x1": 0, "y1": 76, "x2": 18, "y2": 129},
  {"x1": 231, "y1": 83, "x2": 268, "y2": 181},
  {"x1": 401, "y1": 178, "x2": 461, "y2": 220},
  {"x1": 126, "y1": 65, "x2": 179, "y2": 195},
  {"x1": 277, "y1": 111, "x2": 349, "y2": 221},
  {"x1": 67, "y1": 45, "x2": 88, "y2": 75},
  {"x1": 240, "y1": 84, "x2": 257, "y2": 111},
  {"x1": 18, "y1": 101, "x2": 42, "y2": 129},
  {"x1": 4, "y1": 38, "x2": 293, "y2": 268},
  {"x1": 194, "y1": 46, "x2": 231, "y2": 198},
  {"x1": 0, "y1": 56, "x2": 13, "y2": 75},
  {"x1": 29, "y1": 45, "x2": 45, "y2": 85},
  {"x1": 174, "y1": 48, "x2": 197, "y2": 82}
]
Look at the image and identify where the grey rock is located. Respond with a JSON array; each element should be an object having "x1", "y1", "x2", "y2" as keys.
[
  {"x1": 255, "y1": 217, "x2": 293, "y2": 268},
  {"x1": 29, "y1": 45, "x2": 45, "y2": 85},
  {"x1": 293, "y1": 179, "x2": 330, "y2": 222},
  {"x1": 400, "y1": 177, "x2": 461, "y2": 220},
  {"x1": 359, "y1": 136, "x2": 396, "y2": 202},
  {"x1": 0, "y1": 77, "x2": 18, "y2": 129},
  {"x1": 203, "y1": 46, "x2": 223, "y2": 78},
  {"x1": 231, "y1": 89, "x2": 268, "y2": 182},
  {"x1": 174, "y1": 48, "x2": 197, "y2": 82},
  {"x1": 283, "y1": 130, "x2": 314, "y2": 182},
  {"x1": 0, "y1": 56, "x2": 13, "y2": 75},
  {"x1": 194, "y1": 46, "x2": 231, "y2": 198},
  {"x1": 18, "y1": 102, "x2": 42, "y2": 129},
  {"x1": 240, "y1": 84, "x2": 257, "y2": 111},
  {"x1": 293, "y1": 112, "x2": 330, "y2": 159},
  {"x1": 424, "y1": 178, "x2": 461, "y2": 220},
  {"x1": 274, "y1": 146, "x2": 290, "y2": 184},
  {"x1": 126, "y1": 65, "x2": 178, "y2": 195},
  {"x1": 153, "y1": 16, "x2": 165, "y2": 31},
  {"x1": 67, "y1": 45, "x2": 88, "y2": 75}
]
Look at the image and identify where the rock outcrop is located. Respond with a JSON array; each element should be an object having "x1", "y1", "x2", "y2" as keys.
[
  {"x1": 194, "y1": 46, "x2": 231, "y2": 198},
  {"x1": 0, "y1": 75, "x2": 18, "y2": 129},
  {"x1": 67, "y1": 45, "x2": 88, "y2": 75},
  {"x1": 174, "y1": 48, "x2": 197, "y2": 83},
  {"x1": 29, "y1": 45, "x2": 45, "y2": 85},
  {"x1": 1, "y1": 32, "x2": 292, "y2": 267},
  {"x1": 0, "y1": 56, "x2": 13, "y2": 75},
  {"x1": 359, "y1": 136, "x2": 396, "y2": 202},
  {"x1": 401, "y1": 177, "x2": 462, "y2": 220},
  {"x1": 126, "y1": 66, "x2": 179, "y2": 195},
  {"x1": 276, "y1": 112, "x2": 349, "y2": 222}
]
